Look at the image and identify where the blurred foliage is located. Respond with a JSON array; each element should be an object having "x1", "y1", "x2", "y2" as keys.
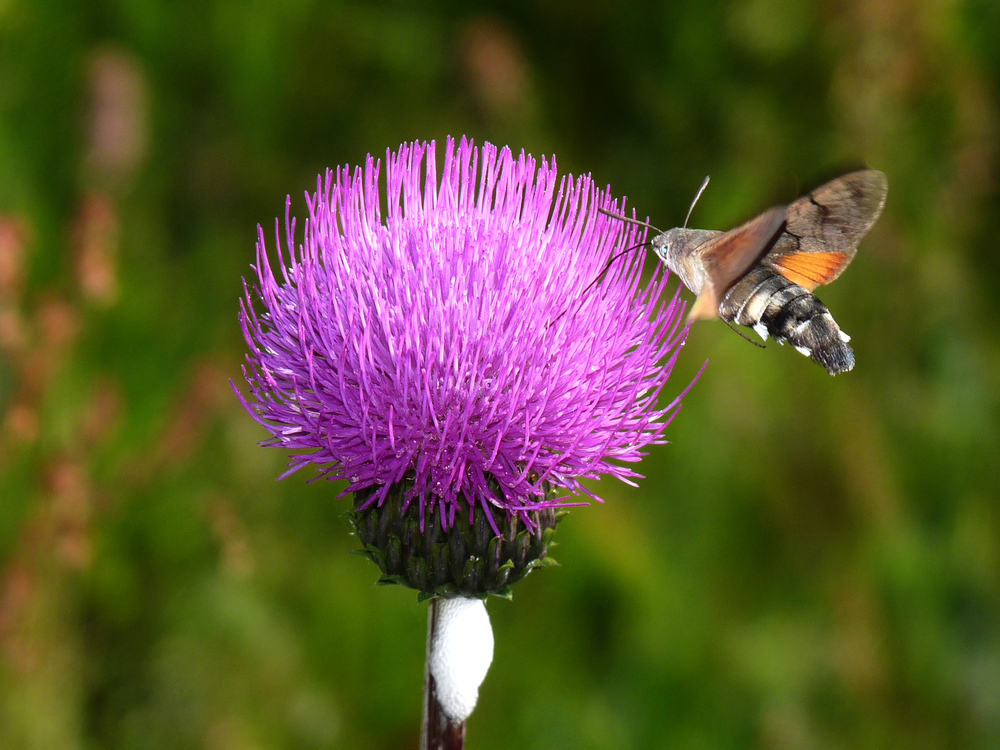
[{"x1": 1, "y1": 0, "x2": 999, "y2": 748}]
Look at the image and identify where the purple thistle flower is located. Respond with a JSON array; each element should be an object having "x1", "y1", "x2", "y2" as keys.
[{"x1": 236, "y1": 137, "x2": 692, "y2": 536}]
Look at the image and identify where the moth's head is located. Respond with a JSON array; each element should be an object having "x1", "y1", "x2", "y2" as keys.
[
  {"x1": 650, "y1": 227, "x2": 721, "y2": 296},
  {"x1": 651, "y1": 228, "x2": 691, "y2": 266}
]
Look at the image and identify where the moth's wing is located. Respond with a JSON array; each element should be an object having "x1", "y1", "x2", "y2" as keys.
[
  {"x1": 688, "y1": 206, "x2": 786, "y2": 321},
  {"x1": 766, "y1": 170, "x2": 887, "y2": 291}
]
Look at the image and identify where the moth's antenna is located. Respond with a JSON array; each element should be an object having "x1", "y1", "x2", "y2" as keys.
[
  {"x1": 598, "y1": 207, "x2": 663, "y2": 235},
  {"x1": 683, "y1": 176, "x2": 711, "y2": 229},
  {"x1": 723, "y1": 318, "x2": 765, "y2": 349}
]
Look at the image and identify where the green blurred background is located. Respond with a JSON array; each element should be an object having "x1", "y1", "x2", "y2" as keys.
[{"x1": 1, "y1": 0, "x2": 999, "y2": 748}]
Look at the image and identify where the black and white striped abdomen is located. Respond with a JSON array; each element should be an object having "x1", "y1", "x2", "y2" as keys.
[{"x1": 718, "y1": 265, "x2": 855, "y2": 375}]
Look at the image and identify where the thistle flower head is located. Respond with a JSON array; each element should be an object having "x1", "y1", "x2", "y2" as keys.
[{"x1": 237, "y1": 138, "x2": 691, "y2": 538}]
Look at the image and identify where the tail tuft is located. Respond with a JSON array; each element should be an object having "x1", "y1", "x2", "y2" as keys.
[{"x1": 792, "y1": 313, "x2": 855, "y2": 375}]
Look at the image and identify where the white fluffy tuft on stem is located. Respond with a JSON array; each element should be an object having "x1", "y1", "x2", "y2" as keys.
[{"x1": 429, "y1": 597, "x2": 494, "y2": 722}]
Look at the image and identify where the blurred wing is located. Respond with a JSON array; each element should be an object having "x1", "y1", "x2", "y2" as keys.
[
  {"x1": 767, "y1": 170, "x2": 887, "y2": 291},
  {"x1": 689, "y1": 206, "x2": 786, "y2": 321}
]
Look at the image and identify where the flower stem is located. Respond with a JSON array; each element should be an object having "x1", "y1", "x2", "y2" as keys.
[{"x1": 422, "y1": 598, "x2": 466, "y2": 750}]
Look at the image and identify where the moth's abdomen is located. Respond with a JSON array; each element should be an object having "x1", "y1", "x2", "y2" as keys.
[{"x1": 719, "y1": 266, "x2": 855, "y2": 375}]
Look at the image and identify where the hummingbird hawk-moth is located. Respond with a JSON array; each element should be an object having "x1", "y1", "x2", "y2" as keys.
[{"x1": 651, "y1": 170, "x2": 888, "y2": 375}]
